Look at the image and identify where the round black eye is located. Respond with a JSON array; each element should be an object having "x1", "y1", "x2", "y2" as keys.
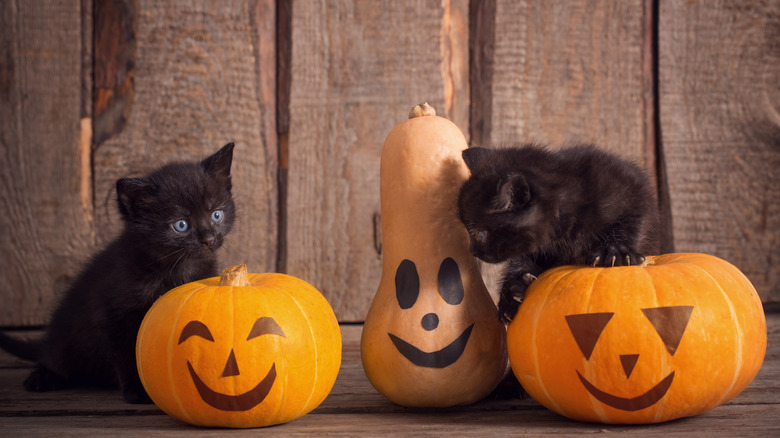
[
  {"x1": 438, "y1": 257, "x2": 464, "y2": 305},
  {"x1": 395, "y1": 259, "x2": 420, "y2": 310}
]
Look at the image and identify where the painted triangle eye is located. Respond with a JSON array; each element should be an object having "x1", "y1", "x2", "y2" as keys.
[
  {"x1": 642, "y1": 306, "x2": 694, "y2": 355},
  {"x1": 565, "y1": 312, "x2": 614, "y2": 360}
]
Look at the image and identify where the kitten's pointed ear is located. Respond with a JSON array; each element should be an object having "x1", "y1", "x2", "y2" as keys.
[
  {"x1": 494, "y1": 174, "x2": 531, "y2": 212},
  {"x1": 202, "y1": 142, "x2": 235, "y2": 178},
  {"x1": 462, "y1": 147, "x2": 492, "y2": 172},
  {"x1": 116, "y1": 177, "x2": 156, "y2": 219}
]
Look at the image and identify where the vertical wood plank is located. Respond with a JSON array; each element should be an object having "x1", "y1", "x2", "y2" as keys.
[
  {"x1": 0, "y1": 0, "x2": 94, "y2": 326},
  {"x1": 659, "y1": 0, "x2": 780, "y2": 302},
  {"x1": 486, "y1": 0, "x2": 650, "y2": 167},
  {"x1": 92, "y1": 0, "x2": 279, "y2": 275},
  {"x1": 286, "y1": 0, "x2": 469, "y2": 321}
]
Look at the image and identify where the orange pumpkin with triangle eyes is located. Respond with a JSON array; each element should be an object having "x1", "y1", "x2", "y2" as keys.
[
  {"x1": 507, "y1": 253, "x2": 766, "y2": 424},
  {"x1": 136, "y1": 265, "x2": 341, "y2": 428}
]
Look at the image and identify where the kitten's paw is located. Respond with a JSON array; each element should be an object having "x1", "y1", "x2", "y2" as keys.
[
  {"x1": 498, "y1": 282, "x2": 526, "y2": 324},
  {"x1": 522, "y1": 272, "x2": 537, "y2": 284},
  {"x1": 24, "y1": 367, "x2": 66, "y2": 392},
  {"x1": 592, "y1": 246, "x2": 645, "y2": 267}
]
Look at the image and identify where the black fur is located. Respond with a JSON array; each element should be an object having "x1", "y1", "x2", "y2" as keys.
[
  {"x1": 0, "y1": 143, "x2": 236, "y2": 403},
  {"x1": 458, "y1": 144, "x2": 660, "y2": 323}
]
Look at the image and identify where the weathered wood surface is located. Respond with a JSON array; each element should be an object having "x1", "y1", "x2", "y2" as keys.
[
  {"x1": 1, "y1": 312, "x2": 778, "y2": 436},
  {"x1": 0, "y1": 0, "x2": 94, "y2": 327},
  {"x1": 659, "y1": 0, "x2": 780, "y2": 304},
  {"x1": 483, "y1": 0, "x2": 651, "y2": 167},
  {"x1": 284, "y1": 0, "x2": 469, "y2": 321}
]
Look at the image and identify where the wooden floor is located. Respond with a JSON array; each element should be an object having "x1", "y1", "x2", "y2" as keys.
[{"x1": 1, "y1": 311, "x2": 778, "y2": 436}]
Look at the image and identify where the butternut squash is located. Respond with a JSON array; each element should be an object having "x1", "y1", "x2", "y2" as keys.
[{"x1": 360, "y1": 103, "x2": 507, "y2": 407}]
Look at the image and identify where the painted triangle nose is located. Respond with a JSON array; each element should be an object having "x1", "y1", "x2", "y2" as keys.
[
  {"x1": 222, "y1": 349, "x2": 240, "y2": 377},
  {"x1": 620, "y1": 354, "x2": 640, "y2": 378}
]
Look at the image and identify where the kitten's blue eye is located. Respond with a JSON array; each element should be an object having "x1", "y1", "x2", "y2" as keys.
[
  {"x1": 476, "y1": 230, "x2": 487, "y2": 242},
  {"x1": 172, "y1": 220, "x2": 189, "y2": 233},
  {"x1": 211, "y1": 209, "x2": 224, "y2": 224}
]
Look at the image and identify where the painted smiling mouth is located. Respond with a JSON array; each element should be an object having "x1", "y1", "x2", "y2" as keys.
[
  {"x1": 187, "y1": 361, "x2": 277, "y2": 411},
  {"x1": 388, "y1": 324, "x2": 474, "y2": 368},
  {"x1": 577, "y1": 370, "x2": 675, "y2": 411}
]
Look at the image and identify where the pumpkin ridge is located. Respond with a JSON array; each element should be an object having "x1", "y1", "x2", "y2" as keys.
[
  {"x1": 532, "y1": 269, "x2": 579, "y2": 417},
  {"x1": 576, "y1": 268, "x2": 613, "y2": 423},
  {"x1": 168, "y1": 286, "x2": 203, "y2": 425},
  {"x1": 638, "y1": 263, "x2": 669, "y2": 424},
  {"x1": 268, "y1": 282, "x2": 319, "y2": 420},
  {"x1": 687, "y1": 263, "x2": 742, "y2": 406}
]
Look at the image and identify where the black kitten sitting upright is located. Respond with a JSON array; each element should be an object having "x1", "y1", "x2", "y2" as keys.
[
  {"x1": 0, "y1": 142, "x2": 236, "y2": 403},
  {"x1": 458, "y1": 144, "x2": 660, "y2": 323}
]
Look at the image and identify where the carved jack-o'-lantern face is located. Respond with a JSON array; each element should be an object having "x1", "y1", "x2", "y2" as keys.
[
  {"x1": 389, "y1": 258, "x2": 472, "y2": 368},
  {"x1": 178, "y1": 316, "x2": 286, "y2": 412},
  {"x1": 137, "y1": 267, "x2": 341, "y2": 428},
  {"x1": 565, "y1": 306, "x2": 693, "y2": 412}
]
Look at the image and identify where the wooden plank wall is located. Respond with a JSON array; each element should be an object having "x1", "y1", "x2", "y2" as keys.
[{"x1": 1, "y1": 0, "x2": 777, "y2": 327}]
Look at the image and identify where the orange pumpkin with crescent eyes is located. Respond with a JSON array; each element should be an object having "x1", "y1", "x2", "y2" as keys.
[
  {"x1": 136, "y1": 265, "x2": 341, "y2": 428},
  {"x1": 507, "y1": 253, "x2": 766, "y2": 424}
]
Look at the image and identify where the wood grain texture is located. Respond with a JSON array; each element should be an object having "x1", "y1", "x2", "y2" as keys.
[
  {"x1": 0, "y1": 0, "x2": 94, "y2": 326},
  {"x1": 286, "y1": 0, "x2": 469, "y2": 321},
  {"x1": 486, "y1": 0, "x2": 650, "y2": 167},
  {"x1": 659, "y1": 0, "x2": 780, "y2": 302},
  {"x1": 92, "y1": 0, "x2": 279, "y2": 275}
]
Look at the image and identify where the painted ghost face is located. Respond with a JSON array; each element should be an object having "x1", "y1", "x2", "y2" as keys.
[
  {"x1": 388, "y1": 258, "x2": 472, "y2": 368},
  {"x1": 178, "y1": 316, "x2": 286, "y2": 411},
  {"x1": 565, "y1": 306, "x2": 694, "y2": 411}
]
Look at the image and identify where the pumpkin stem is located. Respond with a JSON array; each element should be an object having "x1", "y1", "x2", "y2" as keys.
[
  {"x1": 219, "y1": 264, "x2": 251, "y2": 287},
  {"x1": 409, "y1": 102, "x2": 436, "y2": 119}
]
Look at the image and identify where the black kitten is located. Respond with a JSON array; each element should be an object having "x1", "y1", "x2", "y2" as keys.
[
  {"x1": 458, "y1": 144, "x2": 659, "y2": 323},
  {"x1": 0, "y1": 142, "x2": 236, "y2": 403}
]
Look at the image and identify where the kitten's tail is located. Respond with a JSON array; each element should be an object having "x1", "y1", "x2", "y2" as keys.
[{"x1": 0, "y1": 330, "x2": 41, "y2": 362}]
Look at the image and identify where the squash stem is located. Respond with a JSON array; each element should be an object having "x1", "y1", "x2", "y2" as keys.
[
  {"x1": 219, "y1": 264, "x2": 251, "y2": 287},
  {"x1": 409, "y1": 102, "x2": 436, "y2": 119}
]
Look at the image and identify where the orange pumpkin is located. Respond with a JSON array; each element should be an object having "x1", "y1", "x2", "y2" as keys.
[
  {"x1": 507, "y1": 253, "x2": 766, "y2": 424},
  {"x1": 136, "y1": 265, "x2": 341, "y2": 428},
  {"x1": 361, "y1": 103, "x2": 507, "y2": 407}
]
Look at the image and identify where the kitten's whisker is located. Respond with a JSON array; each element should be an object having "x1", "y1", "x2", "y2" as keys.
[{"x1": 154, "y1": 248, "x2": 187, "y2": 264}]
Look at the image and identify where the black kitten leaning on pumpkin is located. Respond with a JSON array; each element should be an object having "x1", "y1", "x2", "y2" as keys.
[
  {"x1": 0, "y1": 142, "x2": 237, "y2": 403},
  {"x1": 457, "y1": 143, "x2": 661, "y2": 323}
]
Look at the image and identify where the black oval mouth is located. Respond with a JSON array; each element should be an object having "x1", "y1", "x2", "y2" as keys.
[
  {"x1": 187, "y1": 361, "x2": 276, "y2": 411},
  {"x1": 577, "y1": 370, "x2": 675, "y2": 411},
  {"x1": 388, "y1": 324, "x2": 474, "y2": 368}
]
